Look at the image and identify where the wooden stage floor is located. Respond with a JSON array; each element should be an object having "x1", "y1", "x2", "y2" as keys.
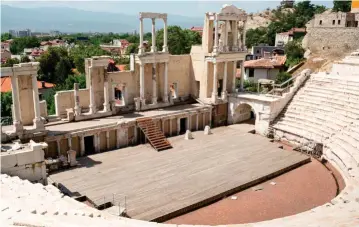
[{"x1": 49, "y1": 125, "x2": 310, "y2": 221}]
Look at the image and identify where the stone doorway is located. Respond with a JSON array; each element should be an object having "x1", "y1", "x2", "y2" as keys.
[
  {"x1": 180, "y1": 118, "x2": 187, "y2": 135},
  {"x1": 84, "y1": 136, "x2": 95, "y2": 155}
]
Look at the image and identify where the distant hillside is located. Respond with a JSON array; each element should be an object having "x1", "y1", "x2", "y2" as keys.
[{"x1": 1, "y1": 5, "x2": 203, "y2": 33}]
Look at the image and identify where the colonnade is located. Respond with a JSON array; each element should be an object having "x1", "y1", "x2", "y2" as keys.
[
  {"x1": 211, "y1": 60, "x2": 239, "y2": 102},
  {"x1": 9, "y1": 67, "x2": 44, "y2": 132}
]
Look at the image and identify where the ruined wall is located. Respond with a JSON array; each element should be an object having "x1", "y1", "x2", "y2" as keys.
[
  {"x1": 92, "y1": 67, "x2": 105, "y2": 110},
  {"x1": 1, "y1": 142, "x2": 47, "y2": 184},
  {"x1": 168, "y1": 55, "x2": 192, "y2": 99},
  {"x1": 305, "y1": 28, "x2": 359, "y2": 54},
  {"x1": 108, "y1": 71, "x2": 137, "y2": 105},
  {"x1": 55, "y1": 89, "x2": 90, "y2": 118}
]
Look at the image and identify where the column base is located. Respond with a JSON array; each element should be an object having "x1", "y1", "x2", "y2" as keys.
[
  {"x1": 33, "y1": 118, "x2": 44, "y2": 130},
  {"x1": 141, "y1": 98, "x2": 146, "y2": 107},
  {"x1": 162, "y1": 46, "x2": 168, "y2": 53},
  {"x1": 103, "y1": 103, "x2": 111, "y2": 112},
  {"x1": 211, "y1": 92, "x2": 218, "y2": 103},
  {"x1": 74, "y1": 106, "x2": 82, "y2": 116},
  {"x1": 13, "y1": 121, "x2": 23, "y2": 133},
  {"x1": 163, "y1": 95, "x2": 169, "y2": 103},
  {"x1": 151, "y1": 47, "x2": 157, "y2": 52},
  {"x1": 89, "y1": 105, "x2": 97, "y2": 114},
  {"x1": 221, "y1": 91, "x2": 228, "y2": 101},
  {"x1": 138, "y1": 48, "x2": 145, "y2": 55},
  {"x1": 152, "y1": 97, "x2": 158, "y2": 105}
]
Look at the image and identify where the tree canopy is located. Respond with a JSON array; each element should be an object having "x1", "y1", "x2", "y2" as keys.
[
  {"x1": 1, "y1": 33, "x2": 12, "y2": 41},
  {"x1": 9, "y1": 37, "x2": 41, "y2": 54},
  {"x1": 284, "y1": 40, "x2": 305, "y2": 67},
  {"x1": 332, "y1": 0, "x2": 352, "y2": 12},
  {"x1": 246, "y1": 0, "x2": 327, "y2": 47},
  {"x1": 155, "y1": 26, "x2": 201, "y2": 55}
]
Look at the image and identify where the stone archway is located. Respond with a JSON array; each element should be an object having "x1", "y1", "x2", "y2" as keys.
[{"x1": 232, "y1": 103, "x2": 256, "y2": 124}]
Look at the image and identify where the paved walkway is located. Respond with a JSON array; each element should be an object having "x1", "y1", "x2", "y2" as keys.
[{"x1": 50, "y1": 125, "x2": 309, "y2": 221}]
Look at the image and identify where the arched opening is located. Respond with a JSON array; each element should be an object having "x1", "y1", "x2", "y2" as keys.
[{"x1": 233, "y1": 103, "x2": 256, "y2": 125}]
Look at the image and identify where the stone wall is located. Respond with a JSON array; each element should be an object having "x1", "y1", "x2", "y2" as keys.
[
  {"x1": 55, "y1": 89, "x2": 90, "y2": 118},
  {"x1": 1, "y1": 141, "x2": 47, "y2": 184},
  {"x1": 304, "y1": 28, "x2": 359, "y2": 55}
]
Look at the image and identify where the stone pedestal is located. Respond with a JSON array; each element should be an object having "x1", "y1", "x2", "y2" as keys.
[
  {"x1": 204, "y1": 125, "x2": 212, "y2": 135},
  {"x1": 184, "y1": 130, "x2": 193, "y2": 140},
  {"x1": 67, "y1": 150, "x2": 77, "y2": 167}
]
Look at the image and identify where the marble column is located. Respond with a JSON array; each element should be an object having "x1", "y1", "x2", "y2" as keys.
[
  {"x1": 177, "y1": 118, "x2": 180, "y2": 135},
  {"x1": 203, "y1": 112, "x2": 206, "y2": 126},
  {"x1": 163, "y1": 18, "x2": 168, "y2": 52},
  {"x1": 224, "y1": 20, "x2": 228, "y2": 52},
  {"x1": 74, "y1": 83, "x2": 81, "y2": 116},
  {"x1": 138, "y1": 18, "x2": 144, "y2": 54},
  {"x1": 240, "y1": 61, "x2": 244, "y2": 90},
  {"x1": 187, "y1": 115, "x2": 191, "y2": 131},
  {"x1": 103, "y1": 72, "x2": 110, "y2": 112},
  {"x1": 106, "y1": 131, "x2": 110, "y2": 150},
  {"x1": 96, "y1": 133, "x2": 100, "y2": 153},
  {"x1": 10, "y1": 74, "x2": 23, "y2": 132},
  {"x1": 213, "y1": 16, "x2": 219, "y2": 53},
  {"x1": 67, "y1": 137, "x2": 72, "y2": 149},
  {"x1": 169, "y1": 119, "x2": 173, "y2": 136},
  {"x1": 242, "y1": 21, "x2": 247, "y2": 50},
  {"x1": 151, "y1": 18, "x2": 157, "y2": 52},
  {"x1": 88, "y1": 66, "x2": 97, "y2": 114},
  {"x1": 93, "y1": 134, "x2": 97, "y2": 152},
  {"x1": 163, "y1": 62, "x2": 169, "y2": 102},
  {"x1": 222, "y1": 62, "x2": 228, "y2": 100},
  {"x1": 56, "y1": 139, "x2": 61, "y2": 157},
  {"x1": 121, "y1": 84, "x2": 126, "y2": 106},
  {"x1": 211, "y1": 61, "x2": 218, "y2": 102},
  {"x1": 31, "y1": 74, "x2": 43, "y2": 129},
  {"x1": 196, "y1": 114, "x2": 199, "y2": 131},
  {"x1": 139, "y1": 62, "x2": 146, "y2": 106},
  {"x1": 116, "y1": 128, "x2": 121, "y2": 148},
  {"x1": 152, "y1": 63, "x2": 157, "y2": 104},
  {"x1": 232, "y1": 61, "x2": 237, "y2": 92},
  {"x1": 80, "y1": 136, "x2": 85, "y2": 156},
  {"x1": 232, "y1": 21, "x2": 238, "y2": 51},
  {"x1": 162, "y1": 119, "x2": 165, "y2": 133},
  {"x1": 209, "y1": 110, "x2": 212, "y2": 126}
]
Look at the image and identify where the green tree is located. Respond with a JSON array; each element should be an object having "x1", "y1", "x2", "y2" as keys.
[
  {"x1": 0, "y1": 92, "x2": 13, "y2": 117},
  {"x1": 333, "y1": 0, "x2": 352, "y2": 12},
  {"x1": 38, "y1": 47, "x2": 72, "y2": 83},
  {"x1": 126, "y1": 43, "x2": 139, "y2": 54},
  {"x1": 285, "y1": 40, "x2": 305, "y2": 67},
  {"x1": 275, "y1": 72, "x2": 292, "y2": 84},
  {"x1": 2, "y1": 58, "x2": 20, "y2": 67},
  {"x1": 246, "y1": 28, "x2": 270, "y2": 48},
  {"x1": 155, "y1": 26, "x2": 201, "y2": 55},
  {"x1": 1, "y1": 33, "x2": 12, "y2": 41},
  {"x1": 20, "y1": 55, "x2": 31, "y2": 63},
  {"x1": 69, "y1": 45, "x2": 110, "y2": 74},
  {"x1": 9, "y1": 37, "x2": 40, "y2": 54}
]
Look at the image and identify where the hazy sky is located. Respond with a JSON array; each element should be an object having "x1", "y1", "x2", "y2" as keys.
[{"x1": 2, "y1": 1, "x2": 333, "y2": 17}]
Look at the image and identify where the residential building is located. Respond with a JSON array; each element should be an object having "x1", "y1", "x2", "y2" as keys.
[
  {"x1": 190, "y1": 26, "x2": 203, "y2": 36},
  {"x1": 275, "y1": 28, "x2": 306, "y2": 47},
  {"x1": 243, "y1": 55, "x2": 287, "y2": 82}
]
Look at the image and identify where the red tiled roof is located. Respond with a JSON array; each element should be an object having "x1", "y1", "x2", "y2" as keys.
[
  {"x1": 119, "y1": 39, "x2": 130, "y2": 45},
  {"x1": 244, "y1": 56, "x2": 287, "y2": 69},
  {"x1": 278, "y1": 27, "x2": 306, "y2": 36},
  {"x1": 30, "y1": 49, "x2": 45, "y2": 57},
  {"x1": 191, "y1": 26, "x2": 203, "y2": 31},
  {"x1": 116, "y1": 64, "x2": 127, "y2": 71},
  {"x1": 1, "y1": 76, "x2": 55, "y2": 93}
]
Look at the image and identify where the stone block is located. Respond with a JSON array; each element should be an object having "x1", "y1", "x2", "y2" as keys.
[
  {"x1": 184, "y1": 130, "x2": 193, "y2": 140},
  {"x1": 16, "y1": 150, "x2": 35, "y2": 166},
  {"x1": 204, "y1": 125, "x2": 212, "y2": 135},
  {"x1": 1, "y1": 153, "x2": 17, "y2": 169},
  {"x1": 67, "y1": 150, "x2": 77, "y2": 167},
  {"x1": 33, "y1": 148, "x2": 45, "y2": 163}
]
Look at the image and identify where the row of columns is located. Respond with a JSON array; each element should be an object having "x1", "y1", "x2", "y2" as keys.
[
  {"x1": 211, "y1": 60, "x2": 238, "y2": 102},
  {"x1": 139, "y1": 61, "x2": 169, "y2": 106},
  {"x1": 10, "y1": 73, "x2": 43, "y2": 132},
  {"x1": 84, "y1": 66, "x2": 112, "y2": 116},
  {"x1": 138, "y1": 17, "x2": 168, "y2": 54},
  {"x1": 55, "y1": 126, "x2": 132, "y2": 157}
]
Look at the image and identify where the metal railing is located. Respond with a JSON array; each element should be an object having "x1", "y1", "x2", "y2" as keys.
[
  {"x1": 267, "y1": 73, "x2": 302, "y2": 96},
  {"x1": 92, "y1": 193, "x2": 127, "y2": 216}
]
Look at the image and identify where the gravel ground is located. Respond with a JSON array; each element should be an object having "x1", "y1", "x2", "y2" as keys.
[{"x1": 165, "y1": 158, "x2": 343, "y2": 225}]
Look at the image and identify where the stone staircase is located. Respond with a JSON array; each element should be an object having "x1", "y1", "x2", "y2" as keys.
[{"x1": 136, "y1": 118, "x2": 172, "y2": 151}]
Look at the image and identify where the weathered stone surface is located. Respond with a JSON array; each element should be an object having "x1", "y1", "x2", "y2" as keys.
[
  {"x1": 184, "y1": 130, "x2": 193, "y2": 140},
  {"x1": 204, "y1": 125, "x2": 212, "y2": 135}
]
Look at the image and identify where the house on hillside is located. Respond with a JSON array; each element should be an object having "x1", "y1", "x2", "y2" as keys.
[
  {"x1": 190, "y1": 26, "x2": 203, "y2": 36},
  {"x1": 100, "y1": 39, "x2": 131, "y2": 55},
  {"x1": 243, "y1": 55, "x2": 287, "y2": 82},
  {"x1": 275, "y1": 28, "x2": 306, "y2": 47}
]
